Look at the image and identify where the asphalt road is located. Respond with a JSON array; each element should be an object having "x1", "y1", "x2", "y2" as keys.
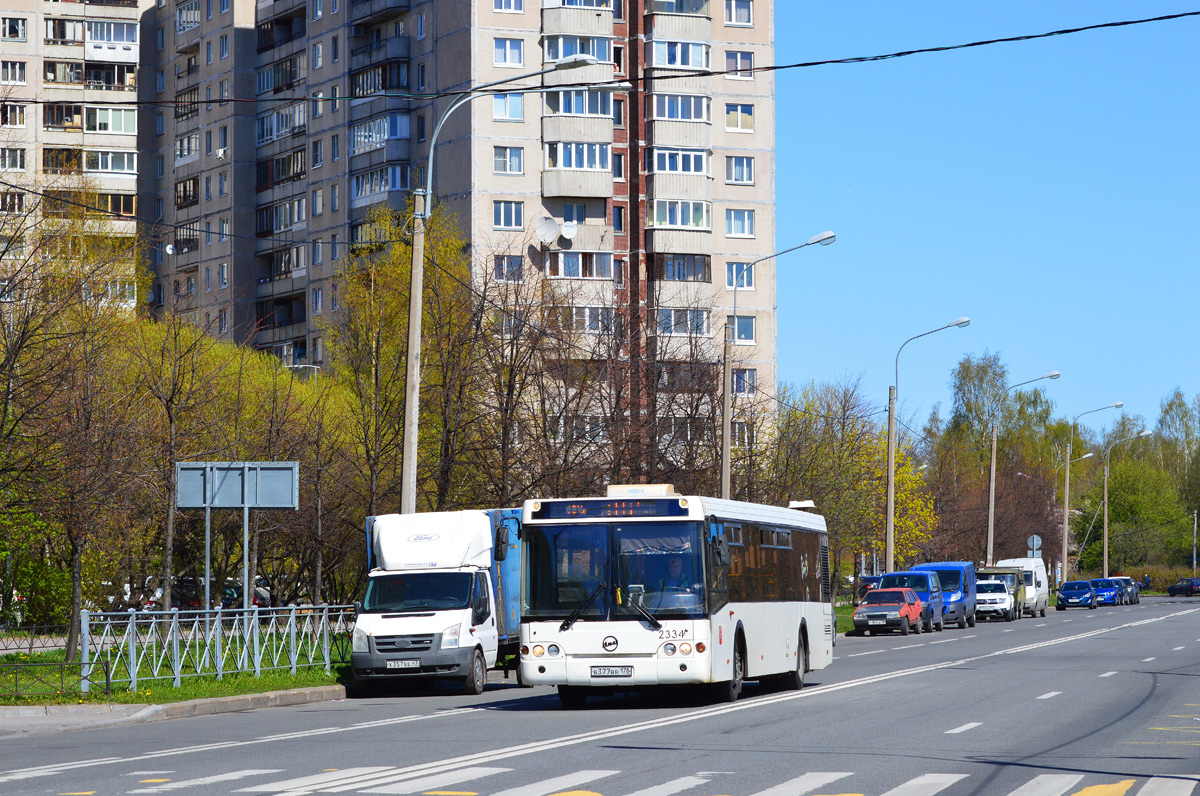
[{"x1": 2, "y1": 597, "x2": 1198, "y2": 796}]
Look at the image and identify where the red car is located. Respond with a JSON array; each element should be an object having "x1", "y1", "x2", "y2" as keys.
[{"x1": 851, "y1": 588, "x2": 925, "y2": 636}]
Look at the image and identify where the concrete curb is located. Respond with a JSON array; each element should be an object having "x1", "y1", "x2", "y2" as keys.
[{"x1": 153, "y1": 684, "x2": 346, "y2": 720}]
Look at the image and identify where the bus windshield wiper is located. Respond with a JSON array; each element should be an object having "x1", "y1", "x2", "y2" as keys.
[
  {"x1": 560, "y1": 582, "x2": 606, "y2": 632},
  {"x1": 617, "y1": 587, "x2": 661, "y2": 629}
]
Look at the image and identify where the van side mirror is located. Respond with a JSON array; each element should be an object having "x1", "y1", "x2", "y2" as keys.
[{"x1": 353, "y1": 601, "x2": 362, "y2": 616}]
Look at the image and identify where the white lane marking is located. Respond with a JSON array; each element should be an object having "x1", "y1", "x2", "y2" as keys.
[
  {"x1": 963, "y1": 635, "x2": 977, "y2": 639},
  {"x1": 1100, "y1": 671, "x2": 1118, "y2": 678},
  {"x1": 847, "y1": 650, "x2": 884, "y2": 657},
  {"x1": 128, "y1": 771, "x2": 176, "y2": 776},
  {"x1": 5, "y1": 608, "x2": 1199, "y2": 787},
  {"x1": 1144, "y1": 657, "x2": 1158, "y2": 662},
  {"x1": 893, "y1": 644, "x2": 925, "y2": 650},
  {"x1": 744, "y1": 772, "x2": 853, "y2": 796},
  {"x1": 1037, "y1": 691, "x2": 1062, "y2": 700},
  {"x1": 1136, "y1": 775, "x2": 1200, "y2": 795},
  {"x1": 613, "y1": 776, "x2": 711, "y2": 796},
  {"x1": 879, "y1": 773, "x2": 968, "y2": 796},
  {"x1": 361, "y1": 766, "x2": 511, "y2": 795},
  {"x1": 1004, "y1": 773, "x2": 1084, "y2": 795},
  {"x1": 1063, "y1": 619, "x2": 1073, "y2": 623},
  {"x1": 130, "y1": 770, "x2": 282, "y2": 793},
  {"x1": 1035, "y1": 623, "x2": 1047, "y2": 627},
  {"x1": 236, "y1": 767, "x2": 395, "y2": 793},
  {"x1": 1174, "y1": 646, "x2": 1186, "y2": 651},
  {"x1": 929, "y1": 638, "x2": 958, "y2": 644},
  {"x1": 945, "y1": 722, "x2": 982, "y2": 734},
  {"x1": 1004, "y1": 629, "x2": 1016, "y2": 632},
  {"x1": 492, "y1": 769, "x2": 620, "y2": 796}
]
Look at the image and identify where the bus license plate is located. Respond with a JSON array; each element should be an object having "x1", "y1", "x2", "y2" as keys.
[
  {"x1": 591, "y1": 666, "x2": 632, "y2": 678},
  {"x1": 386, "y1": 660, "x2": 420, "y2": 669}
]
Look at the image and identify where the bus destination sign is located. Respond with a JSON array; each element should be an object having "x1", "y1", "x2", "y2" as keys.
[{"x1": 531, "y1": 498, "x2": 689, "y2": 520}]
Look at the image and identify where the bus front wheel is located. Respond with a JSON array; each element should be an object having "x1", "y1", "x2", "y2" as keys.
[{"x1": 714, "y1": 641, "x2": 745, "y2": 703}]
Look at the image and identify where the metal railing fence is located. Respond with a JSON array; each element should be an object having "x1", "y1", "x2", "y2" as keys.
[
  {"x1": 0, "y1": 625, "x2": 72, "y2": 653},
  {"x1": 0, "y1": 659, "x2": 111, "y2": 698},
  {"x1": 80, "y1": 605, "x2": 354, "y2": 692}
]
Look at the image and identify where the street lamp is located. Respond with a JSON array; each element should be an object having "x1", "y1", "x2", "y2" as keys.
[
  {"x1": 985, "y1": 370, "x2": 1059, "y2": 565},
  {"x1": 885, "y1": 316, "x2": 970, "y2": 572},
  {"x1": 399, "y1": 54, "x2": 602, "y2": 514},
  {"x1": 720, "y1": 231, "x2": 835, "y2": 499},
  {"x1": 1102, "y1": 430, "x2": 1151, "y2": 577},
  {"x1": 1061, "y1": 401, "x2": 1122, "y2": 583}
]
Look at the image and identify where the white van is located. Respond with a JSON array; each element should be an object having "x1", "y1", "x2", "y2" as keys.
[{"x1": 996, "y1": 557, "x2": 1049, "y2": 617}]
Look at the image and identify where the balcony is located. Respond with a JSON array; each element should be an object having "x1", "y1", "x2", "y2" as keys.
[
  {"x1": 256, "y1": 268, "x2": 308, "y2": 298},
  {"x1": 646, "y1": 0, "x2": 710, "y2": 16},
  {"x1": 645, "y1": 10, "x2": 710, "y2": 41},
  {"x1": 350, "y1": 36, "x2": 409, "y2": 72},
  {"x1": 542, "y1": 115, "x2": 612, "y2": 144},
  {"x1": 647, "y1": 118, "x2": 711, "y2": 149},
  {"x1": 349, "y1": 0, "x2": 410, "y2": 27},
  {"x1": 543, "y1": 5, "x2": 613, "y2": 37},
  {"x1": 542, "y1": 169, "x2": 613, "y2": 199}
]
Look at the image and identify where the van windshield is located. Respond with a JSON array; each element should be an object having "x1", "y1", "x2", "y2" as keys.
[
  {"x1": 879, "y1": 574, "x2": 929, "y2": 592},
  {"x1": 932, "y1": 570, "x2": 962, "y2": 591},
  {"x1": 362, "y1": 572, "x2": 473, "y2": 613}
]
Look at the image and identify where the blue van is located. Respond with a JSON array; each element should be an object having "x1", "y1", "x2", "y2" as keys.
[
  {"x1": 877, "y1": 570, "x2": 945, "y2": 632},
  {"x1": 914, "y1": 562, "x2": 977, "y2": 629}
]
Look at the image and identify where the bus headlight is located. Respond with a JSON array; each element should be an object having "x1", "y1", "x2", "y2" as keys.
[
  {"x1": 532, "y1": 645, "x2": 545, "y2": 657},
  {"x1": 352, "y1": 627, "x2": 369, "y2": 653},
  {"x1": 547, "y1": 644, "x2": 561, "y2": 657},
  {"x1": 679, "y1": 643, "x2": 692, "y2": 655},
  {"x1": 663, "y1": 643, "x2": 676, "y2": 656},
  {"x1": 441, "y1": 624, "x2": 460, "y2": 648}
]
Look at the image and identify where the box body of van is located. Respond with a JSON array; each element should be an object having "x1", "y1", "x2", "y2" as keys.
[
  {"x1": 996, "y1": 557, "x2": 1049, "y2": 617},
  {"x1": 877, "y1": 570, "x2": 945, "y2": 631},
  {"x1": 913, "y1": 562, "x2": 977, "y2": 628}
]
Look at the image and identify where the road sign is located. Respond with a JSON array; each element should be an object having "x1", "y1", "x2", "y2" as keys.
[{"x1": 1027, "y1": 534, "x2": 1042, "y2": 551}]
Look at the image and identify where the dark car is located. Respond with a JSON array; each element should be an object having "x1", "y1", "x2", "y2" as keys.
[
  {"x1": 1089, "y1": 578, "x2": 1121, "y2": 606},
  {"x1": 854, "y1": 576, "x2": 882, "y2": 605},
  {"x1": 1167, "y1": 578, "x2": 1200, "y2": 597},
  {"x1": 1056, "y1": 580, "x2": 1097, "y2": 610},
  {"x1": 1113, "y1": 576, "x2": 1140, "y2": 604},
  {"x1": 850, "y1": 588, "x2": 924, "y2": 636}
]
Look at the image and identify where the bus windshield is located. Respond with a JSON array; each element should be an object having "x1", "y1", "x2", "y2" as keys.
[
  {"x1": 362, "y1": 572, "x2": 473, "y2": 613},
  {"x1": 524, "y1": 521, "x2": 706, "y2": 621}
]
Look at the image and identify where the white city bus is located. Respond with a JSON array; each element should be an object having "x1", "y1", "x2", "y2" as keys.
[{"x1": 518, "y1": 485, "x2": 833, "y2": 707}]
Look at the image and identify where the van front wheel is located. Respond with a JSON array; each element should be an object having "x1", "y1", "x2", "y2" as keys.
[{"x1": 463, "y1": 649, "x2": 486, "y2": 696}]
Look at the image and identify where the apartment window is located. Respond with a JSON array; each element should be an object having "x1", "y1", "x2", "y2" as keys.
[
  {"x1": 218, "y1": 262, "x2": 228, "y2": 287},
  {"x1": 725, "y1": 103, "x2": 754, "y2": 131},
  {"x1": 156, "y1": 112, "x2": 164, "y2": 135},
  {"x1": 612, "y1": 153, "x2": 624, "y2": 180},
  {"x1": 312, "y1": 139, "x2": 323, "y2": 167},
  {"x1": 313, "y1": 188, "x2": 324, "y2": 215},
  {"x1": 494, "y1": 38, "x2": 523, "y2": 66},
  {"x1": 221, "y1": 0, "x2": 229, "y2": 11},
  {"x1": 651, "y1": 94, "x2": 708, "y2": 121},
  {"x1": 0, "y1": 104, "x2": 26, "y2": 127},
  {"x1": 156, "y1": 27, "x2": 164, "y2": 50},
  {"x1": 1, "y1": 18, "x2": 27, "y2": 41},
  {"x1": 156, "y1": 156, "x2": 164, "y2": 178},
  {"x1": 493, "y1": 93, "x2": 523, "y2": 121},
  {"x1": 0, "y1": 148, "x2": 26, "y2": 171},
  {"x1": 563, "y1": 203, "x2": 585, "y2": 223},
  {"x1": 727, "y1": 315, "x2": 755, "y2": 343},
  {"x1": 205, "y1": 87, "x2": 212, "y2": 110},
  {"x1": 416, "y1": 63, "x2": 425, "y2": 91},
  {"x1": 649, "y1": 40, "x2": 709, "y2": 69},
  {"x1": 650, "y1": 199, "x2": 711, "y2": 230},
  {"x1": 417, "y1": 12, "x2": 425, "y2": 39},
  {"x1": 544, "y1": 35, "x2": 611, "y2": 63},
  {"x1": 613, "y1": 45, "x2": 623, "y2": 74},
  {"x1": 727, "y1": 261, "x2": 753, "y2": 289},
  {"x1": 219, "y1": 125, "x2": 228, "y2": 148},
  {"x1": 207, "y1": 0, "x2": 212, "y2": 19},
  {"x1": 157, "y1": 71, "x2": 166, "y2": 93},
  {"x1": 0, "y1": 61, "x2": 27, "y2": 85},
  {"x1": 417, "y1": 115, "x2": 425, "y2": 142},
  {"x1": 332, "y1": 36, "x2": 339, "y2": 62},
  {"x1": 653, "y1": 147, "x2": 705, "y2": 173},
  {"x1": 493, "y1": 146, "x2": 523, "y2": 174},
  {"x1": 545, "y1": 89, "x2": 612, "y2": 117},
  {"x1": 732, "y1": 421, "x2": 755, "y2": 448},
  {"x1": 331, "y1": 184, "x2": 338, "y2": 210},
  {"x1": 545, "y1": 142, "x2": 610, "y2": 170},
  {"x1": 204, "y1": 223, "x2": 212, "y2": 245},
  {"x1": 206, "y1": 41, "x2": 212, "y2": 65},
  {"x1": 86, "y1": 107, "x2": 137, "y2": 133},
  {"x1": 547, "y1": 251, "x2": 612, "y2": 279},
  {"x1": 205, "y1": 267, "x2": 212, "y2": 291},
  {"x1": 312, "y1": 42, "x2": 323, "y2": 69},
  {"x1": 219, "y1": 80, "x2": 228, "y2": 103},
  {"x1": 311, "y1": 286, "x2": 323, "y2": 313},
  {"x1": 331, "y1": 84, "x2": 340, "y2": 111},
  {"x1": 494, "y1": 0, "x2": 523, "y2": 9},
  {"x1": 312, "y1": 90, "x2": 325, "y2": 117},
  {"x1": 174, "y1": 132, "x2": 200, "y2": 161},
  {"x1": 726, "y1": 50, "x2": 753, "y2": 78},
  {"x1": 613, "y1": 98, "x2": 624, "y2": 126},
  {"x1": 493, "y1": 201, "x2": 523, "y2": 229},
  {"x1": 494, "y1": 255, "x2": 523, "y2": 283},
  {"x1": 205, "y1": 130, "x2": 212, "y2": 155},
  {"x1": 219, "y1": 217, "x2": 228, "y2": 240},
  {"x1": 312, "y1": 239, "x2": 323, "y2": 264},
  {"x1": 218, "y1": 309, "x2": 228, "y2": 334},
  {"x1": 204, "y1": 176, "x2": 212, "y2": 200},
  {"x1": 726, "y1": 156, "x2": 754, "y2": 184},
  {"x1": 725, "y1": 0, "x2": 752, "y2": 25},
  {"x1": 657, "y1": 253, "x2": 710, "y2": 282},
  {"x1": 613, "y1": 205, "x2": 625, "y2": 233},
  {"x1": 726, "y1": 209, "x2": 755, "y2": 238},
  {"x1": 732, "y1": 368, "x2": 756, "y2": 395},
  {"x1": 174, "y1": 178, "x2": 200, "y2": 209},
  {"x1": 657, "y1": 308, "x2": 708, "y2": 337},
  {"x1": 330, "y1": 235, "x2": 339, "y2": 261},
  {"x1": 556, "y1": 306, "x2": 614, "y2": 335},
  {"x1": 330, "y1": 0, "x2": 337, "y2": 12},
  {"x1": 312, "y1": 0, "x2": 323, "y2": 20},
  {"x1": 220, "y1": 34, "x2": 229, "y2": 58}
]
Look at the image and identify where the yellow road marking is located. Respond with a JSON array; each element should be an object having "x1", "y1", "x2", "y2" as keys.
[
  {"x1": 325, "y1": 769, "x2": 339, "y2": 771},
  {"x1": 59, "y1": 792, "x2": 96, "y2": 795},
  {"x1": 1149, "y1": 727, "x2": 1200, "y2": 733},
  {"x1": 1070, "y1": 781, "x2": 1135, "y2": 796},
  {"x1": 549, "y1": 790, "x2": 605, "y2": 796}
]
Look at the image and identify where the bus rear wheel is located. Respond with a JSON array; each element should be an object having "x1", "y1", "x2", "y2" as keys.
[{"x1": 778, "y1": 632, "x2": 805, "y2": 691}]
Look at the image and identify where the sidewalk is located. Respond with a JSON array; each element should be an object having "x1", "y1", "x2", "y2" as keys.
[{"x1": 0, "y1": 685, "x2": 346, "y2": 738}]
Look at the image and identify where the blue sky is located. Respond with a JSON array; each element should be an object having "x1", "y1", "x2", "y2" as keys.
[{"x1": 773, "y1": 3, "x2": 1199, "y2": 438}]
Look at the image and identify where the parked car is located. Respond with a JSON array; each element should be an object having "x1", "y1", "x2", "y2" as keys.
[
  {"x1": 877, "y1": 570, "x2": 945, "y2": 631},
  {"x1": 976, "y1": 579, "x2": 1017, "y2": 621},
  {"x1": 996, "y1": 557, "x2": 1050, "y2": 617},
  {"x1": 1056, "y1": 580, "x2": 1097, "y2": 610},
  {"x1": 1112, "y1": 576, "x2": 1140, "y2": 604},
  {"x1": 1167, "y1": 578, "x2": 1200, "y2": 597},
  {"x1": 977, "y1": 566, "x2": 1027, "y2": 617},
  {"x1": 1089, "y1": 578, "x2": 1122, "y2": 606},
  {"x1": 914, "y1": 561, "x2": 977, "y2": 628},
  {"x1": 850, "y1": 588, "x2": 924, "y2": 636}
]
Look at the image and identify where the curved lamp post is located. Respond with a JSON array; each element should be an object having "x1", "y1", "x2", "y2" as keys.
[
  {"x1": 885, "y1": 316, "x2": 970, "y2": 572},
  {"x1": 400, "y1": 54, "x2": 603, "y2": 514},
  {"x1": 721, "y1": 231, "x2": 835, "y2": 499},
  {"x1": 1061, "y1": 402, "x2": 1122, "y2": 582},
  {"x1": 985, "y1": 371, "x2": 1059, "y2": 565},
  {"x1": 1102, "y1": 430, "x2": 1151, "y2": 577}
]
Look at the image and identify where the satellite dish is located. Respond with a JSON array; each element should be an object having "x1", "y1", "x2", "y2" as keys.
[
  {"x1": 534, "y1": 217, "x2": 559, "y2": 244},
  {"x1": 164, "y1": 244, "x2": 176, "y2": 255},
  {"x1": 560, "y1": 221, "x2": 578, "y2": 240}
]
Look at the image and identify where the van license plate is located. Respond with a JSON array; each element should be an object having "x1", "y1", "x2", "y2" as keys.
[
  {"x1": 591, "y1": 666, "x2": 632, "y2": 677},
  {"x1": 386, "y1": 660, "x2": 420, "y2": 669}
]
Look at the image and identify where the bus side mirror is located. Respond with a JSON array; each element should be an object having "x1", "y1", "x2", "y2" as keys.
[
  {"x1": 494, "y1": 524, "x2": 510, "y2": 561},
  {"x1": 712, "y1": 536, "x2": 730, "y2": 566}
]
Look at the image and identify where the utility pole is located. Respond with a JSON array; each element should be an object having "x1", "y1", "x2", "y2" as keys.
[
  {"x1": 1193, "y1": 509, "x2": 1197, "y2": 576},
  {"x1": 720, "y1": 325, "x2": 733, "y2": 499},
  {"x1": 399, "y1": 189, "x2": 426, "y2": 515},
  {"x1": 885, "y1": 385, "x2": 896, "y2": 571},
  {"x1": 986, "y1": 423, "x2": 998, "y2": 566},
  {"x1": 1102, "y1": 456, "x2": 1109, "y2": 578}
]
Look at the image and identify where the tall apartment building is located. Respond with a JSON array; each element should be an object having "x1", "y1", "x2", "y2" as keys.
[
  {"x1": 145, "y1": 0, "x2": 776, "y2": 433},
  {"x1": 0, "y1": 0, "x2": 142, "y2": 301}
]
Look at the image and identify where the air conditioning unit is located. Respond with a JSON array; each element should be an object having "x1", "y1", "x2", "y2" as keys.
[{"x1": 216, "y1": 148, "x2": 227, "y2": 160}]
